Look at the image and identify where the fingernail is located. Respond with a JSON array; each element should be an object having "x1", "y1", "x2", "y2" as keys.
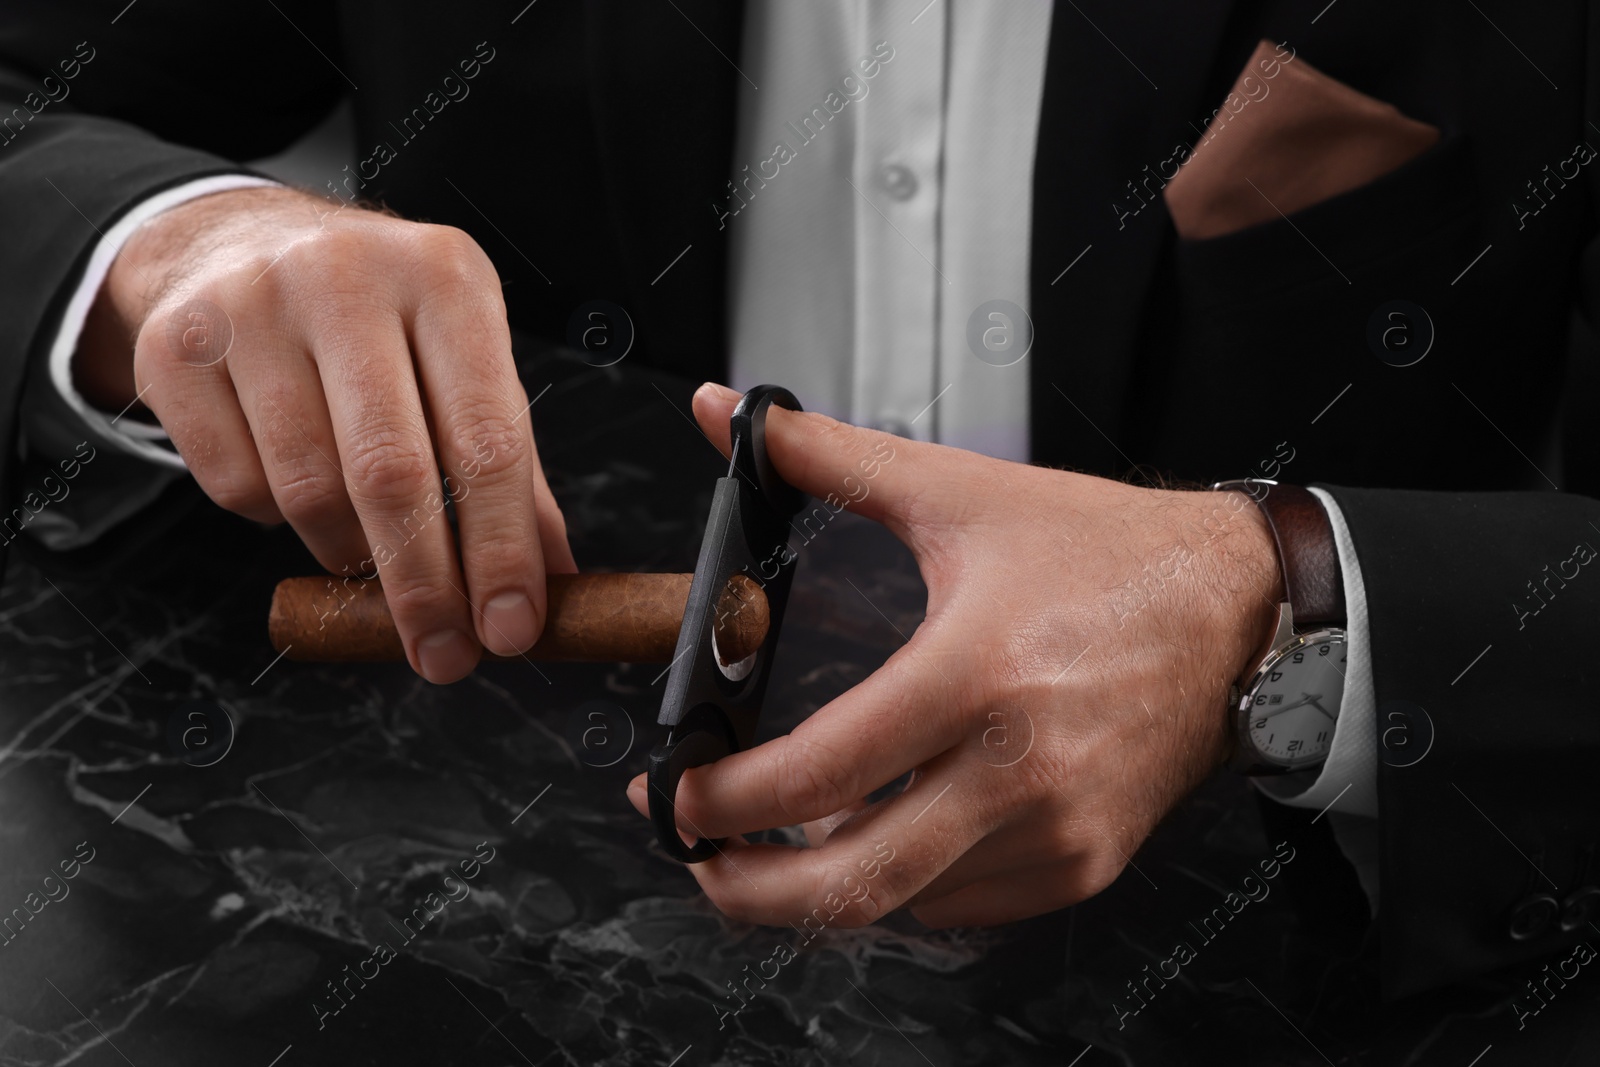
[
  {"x1": 698, "y1": 382, "x2": 740, "y2": 402},
  {"x1": 626, "y1": 778, "x2": 647, "y2": 810},
  {"x1": 481, "y1": 591, "x2": 537, "y2": 655},
  {"x1": 417, "y1": 629, "x2": 477, "y2": 684}
]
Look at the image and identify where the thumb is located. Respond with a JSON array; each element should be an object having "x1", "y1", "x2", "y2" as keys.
[
  {"x1": 690, "y1": 382, "x2": 952, "y2": 547},
  {"x1": 689, "y1": 381, "x2": 741, "y2": 455}
]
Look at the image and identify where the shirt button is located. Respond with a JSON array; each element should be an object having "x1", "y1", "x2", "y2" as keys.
[{"x1": 879, "y1": 164, "x2": 918, "y2": 201}]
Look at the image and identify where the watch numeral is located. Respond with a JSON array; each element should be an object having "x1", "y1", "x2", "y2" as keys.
[
  {"x1": 1291, "y1": 652, "x2": 1305, "y2": 664},
  {"x1": 1255, "y1": 695, "x2": 1269, "y2": 706},
  {"x1": 1254, "y1": 719, "x2": 1267, "y2": 730},
  {"x1": 1287, "y1": 739, "x2": 1303, "y2": 752},
  {"x1": 1316, "y1": 731, "x2": 1328, "y2": 743},
  {"x1": 1269, "y1": 669, "x2": 1284, "y2": 682},
  {"x1": 1317, "y1": 644, "x2": 1330, "y2": 656}
]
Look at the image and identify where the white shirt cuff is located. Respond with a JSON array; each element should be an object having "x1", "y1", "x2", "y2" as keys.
[{"x1": 45, "y1": 174, "x2": 281, "y2": 470}]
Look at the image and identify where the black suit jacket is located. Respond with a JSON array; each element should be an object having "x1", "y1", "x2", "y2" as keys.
[{"x1": 2, "y1": 0, "x2": 1598, "y2": 1000}]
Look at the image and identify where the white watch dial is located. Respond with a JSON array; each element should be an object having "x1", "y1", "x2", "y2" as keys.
[{"x1": 1243, "y1": 630, "x2": 1348, "y2": 769}]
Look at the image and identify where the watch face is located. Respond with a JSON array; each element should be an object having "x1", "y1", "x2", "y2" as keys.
[{"x1": 1241, "y1": 630, "x2": 1348, "y2": 770}]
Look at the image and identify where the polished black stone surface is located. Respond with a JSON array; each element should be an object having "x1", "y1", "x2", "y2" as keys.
[{"x1": 2, "y1": 352, "x2": 1596, "y2": 1066}]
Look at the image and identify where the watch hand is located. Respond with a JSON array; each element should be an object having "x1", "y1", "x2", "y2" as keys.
[
  {"x1": 1306, "y1": 698, "x2": 1337, "y2": 722},
  {"x1": 1257, "y1": 704, "x2": 1302, "y2": 721},
  {"x1": 1255, "y1": 693, "x2": 1324, "y2": 721}
]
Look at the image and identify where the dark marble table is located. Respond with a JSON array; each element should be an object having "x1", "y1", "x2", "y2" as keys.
[{"x1": 2, "y1": 352, "x2": 1595, "y2": 1066}]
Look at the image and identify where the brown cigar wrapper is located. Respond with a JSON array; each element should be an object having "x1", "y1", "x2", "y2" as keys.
[{"x1": 269, "y1": 573, "x2": 769, "y2": 664}]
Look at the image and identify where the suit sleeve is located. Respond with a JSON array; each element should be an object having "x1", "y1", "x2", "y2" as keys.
[
  {"x1": 1310, "y1": 11, "x2": 1600, "y2": 998},
  {"x1": 14, "y1": 176, "x2": 283, "y2": 554},
  {"x1": 1319, "y1": 485, "x2": 1600, "y2": 1000},
  {"x1": 0, "y1": 3, "x2": 343, "y2": 576}
]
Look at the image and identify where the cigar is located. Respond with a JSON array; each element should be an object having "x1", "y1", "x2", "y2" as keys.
[{"x1": 269, "y1": 572, "x2": 769, "y2": 664}]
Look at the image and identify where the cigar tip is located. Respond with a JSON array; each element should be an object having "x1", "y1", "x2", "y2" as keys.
[{"x1": 715, "y1": 573, "x2": 771, "y2": 664}]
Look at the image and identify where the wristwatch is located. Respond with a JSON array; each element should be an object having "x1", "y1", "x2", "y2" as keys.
[{"x1": 1212, "y1": 479, "x2": 1348, "y2": 775}]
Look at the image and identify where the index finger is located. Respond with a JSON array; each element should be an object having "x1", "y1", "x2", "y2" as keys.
[
  {"x1": 678, "y1": 755, "x2": 991, "y2": 929},
  {"x1": 650, "y1": 634, "x2": 967, "y2": 840}
]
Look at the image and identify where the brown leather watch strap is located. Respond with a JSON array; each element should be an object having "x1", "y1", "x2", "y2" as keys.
[{"x1": 1252, "y1": 483, "x2": 1345, "y2": 629}]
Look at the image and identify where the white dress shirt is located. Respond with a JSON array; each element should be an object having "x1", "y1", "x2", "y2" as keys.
[
  {"x1": 726, "y1": 0, "x2": 1046, "y2": 460},
  {"x1": 29, "y1": 0, "x2": 1377, "y2": 902}
]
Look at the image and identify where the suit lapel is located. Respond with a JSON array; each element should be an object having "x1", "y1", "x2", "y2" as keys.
[
  {"x1": 1029, "y1": 0, "x2": 1243, "y2": 472},
  {"x1": 583, "y1": 0, "x2": 745, "y2": 383}
]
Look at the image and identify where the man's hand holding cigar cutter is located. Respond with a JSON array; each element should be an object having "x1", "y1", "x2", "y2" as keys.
[
  {"x1": 622, "y1": 382, "x2": 1289, "y2": 930},
  {"x1": 280, "y1": 378, "x2": 1302, "y2": 931}
]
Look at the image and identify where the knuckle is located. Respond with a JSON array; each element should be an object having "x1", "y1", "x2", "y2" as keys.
[
  {"x1": 412, "y1": 224, "x2": 492, "y2": 283},
  {"x1": 813, "y1": 412, "x2": 858, "y2": 451},
  {"x1": 254, "y1": 387, "x2": 320, "y2": 460},
  {"x1": 138, "y1": 302, "x2": 229, "y2": 375},
  {"x1": 827, "y1": 898, "x2": 881, "y2": 929},
  {"x1": 133, "y1": 320, "x2": 179, "y2": 371},
  {"x1": 818, "y1": 870, "x2": 894, "y2": 929},
  {"x1": 282, "y1": 232, "x2": 396, "y2": 318},
  {"x1": 383, "y1": 576, "x2": 461, "y2": 624},
  {"x1": 1041, "y1": 814, "x2": 1085, "y2": 861},
  {"x1": 970, "y1": 618, "x2": 1066, "y2": 713},
  {"x1": 1004, "y1": 755, "x2": 1061, "y2": 818},
  {"x1": 279, "y1": 229, "x2": 351, "y2": 285},
  {"x1": 445, "y1": 409, "x2": 524, "y2": 480},
  {"x1": 464, "y1": 534, "x2": 529, "y2": 587},
  {"x1": 1042, "y1": 804, "x2": 1123, "y2": 899},
  {"x1": 274, "y1": 465, "x2": 346, "y2": 524},
  {"x1": 1072, "y1": 853, "x2": 1124, "y2": 903},
  {"x1": 205, "y1": 469, "x2": 269, "y2": 517},
  {"x1": 770, "y1": 735, "x2": 848, "y2": 823},
  {"x1": 345, "y1": 435, "x2": 434, "y2": 504},
  {"x1": 814, "y1": 418, "x2": 867, "y2": 475},
  {"x1": 965, "y1": 673, "x2": 1039, "y2": 751},
  {"x1": 301, "y1": 225, "x2": 371, "y2": 271}
]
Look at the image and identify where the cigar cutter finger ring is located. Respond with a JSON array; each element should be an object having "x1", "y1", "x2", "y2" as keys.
[{"x1": 647, "y1": 385, "x2": 804, "y2": 862}]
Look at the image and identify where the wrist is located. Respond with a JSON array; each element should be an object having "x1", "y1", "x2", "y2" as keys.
[
  {"x1": 1143, "y1": 485, "x2": 1287, "y2": 774},
  {"x1": 1210, "y1": 482, "x2": 1349, "y2": 774},
  {"x1": 1209, "y1": 489, "x2": 1288, "y2": 683}
]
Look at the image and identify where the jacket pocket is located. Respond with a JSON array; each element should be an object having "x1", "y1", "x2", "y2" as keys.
[{"x1": 1170, "y1": 133, "x2": 1478, "y2": 317}]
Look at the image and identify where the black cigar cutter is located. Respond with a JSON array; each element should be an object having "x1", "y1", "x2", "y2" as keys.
[{"x1": 648, "y1": 385, "x2": 804, "y2": 862}]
